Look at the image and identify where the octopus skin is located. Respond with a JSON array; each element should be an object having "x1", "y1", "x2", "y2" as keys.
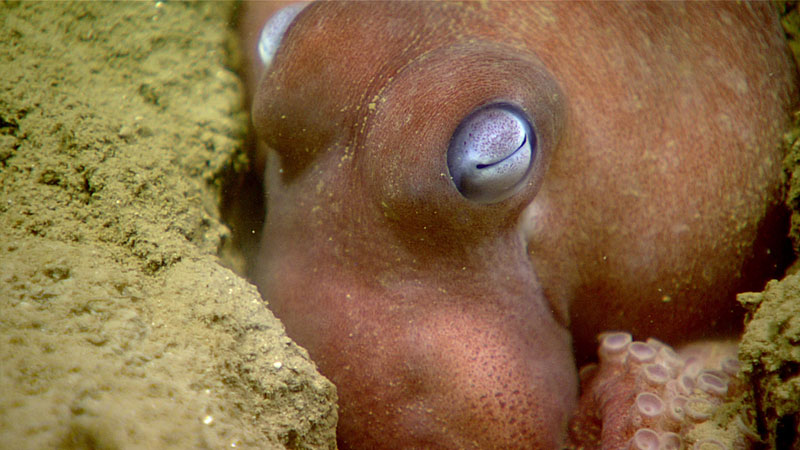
[{"x1": 239, "y1": 2, "x2": 800, "y2": 448}]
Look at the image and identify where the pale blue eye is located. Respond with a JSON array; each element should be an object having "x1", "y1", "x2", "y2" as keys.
[
  {"x1": 257, "y1": 3, "x2": 307, "y2": 69},
  {"x1": 447, "y1": 103, "x2": 536, "y2": 203}
]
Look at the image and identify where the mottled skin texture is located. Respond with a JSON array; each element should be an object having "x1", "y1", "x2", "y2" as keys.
[{"x1": 244, "y1": 2, "x2": 798, "y2": 448}]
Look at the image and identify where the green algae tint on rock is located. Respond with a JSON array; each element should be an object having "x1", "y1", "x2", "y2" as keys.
[{"x1": 738, "y1": 274, "x2": 800, "y2": 448}]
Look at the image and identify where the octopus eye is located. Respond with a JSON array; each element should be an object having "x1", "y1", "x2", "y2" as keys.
[
  {"x1": 447, "y1": 103, "x2": 536, "y2": 203},
  {"x1": 257, "y1": 3, "x2": 307, "y2": 68}
]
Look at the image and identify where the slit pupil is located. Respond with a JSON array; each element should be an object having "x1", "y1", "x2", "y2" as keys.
[{"x1": 475, "y1": 135, "x2": 527, "y2": 170}]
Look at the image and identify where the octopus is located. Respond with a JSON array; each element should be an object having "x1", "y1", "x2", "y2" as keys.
[{"x1": 238, "y1": 2, "x2": 799, "y2": 448}]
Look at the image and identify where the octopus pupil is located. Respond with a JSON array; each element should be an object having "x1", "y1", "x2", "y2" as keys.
[{"x1": 476, "y1": 135, "x2": 528, "y2": 169}]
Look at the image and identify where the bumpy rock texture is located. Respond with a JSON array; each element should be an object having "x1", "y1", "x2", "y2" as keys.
[
  {"x1": 739, "y1": 276, "x2": 800, "y2": 450},
  {"x1": 0, "y1": 3, "x2": 336, "y2": 449}
]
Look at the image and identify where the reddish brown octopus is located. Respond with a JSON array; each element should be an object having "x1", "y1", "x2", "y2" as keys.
[{"x1": 239, "y1": 2, "x2": 799, "y2": 448}]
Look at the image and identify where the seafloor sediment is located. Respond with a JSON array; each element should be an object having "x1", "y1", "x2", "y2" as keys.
[{"x1": 0, "y1": 3, "x2": 336, "y2": 448}]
